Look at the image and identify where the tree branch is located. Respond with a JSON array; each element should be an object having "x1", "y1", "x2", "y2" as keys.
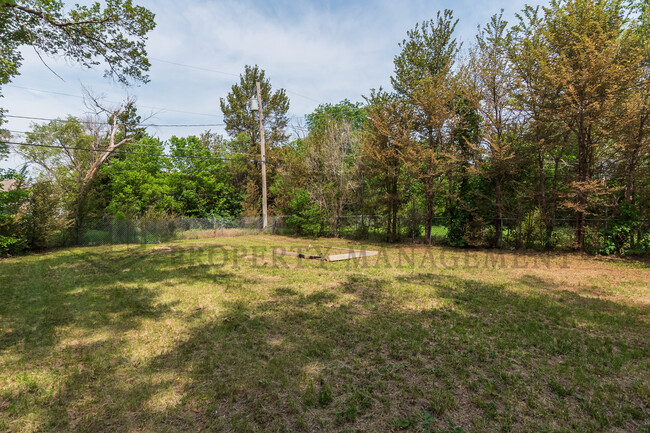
[{"x1": 7, "y1": 3, "x2": 111, "y2": 28}]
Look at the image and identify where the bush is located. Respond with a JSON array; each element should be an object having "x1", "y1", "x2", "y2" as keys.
[
  {"x1": 25, "y1": 180, "x2": 67, "y2": 250},
  {"x1": 0, "y1": 235, "x2": 27, "y2": 255},
  {"x1": 285, "y1": 190, "x2": 324, "y2": 237},
  {"x1": 597, "y1": 203, "x2": 640, "y2": 255}
]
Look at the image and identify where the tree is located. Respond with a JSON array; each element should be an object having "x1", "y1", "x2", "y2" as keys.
[
  {"x1": 18, "y1": 99, "x2": 139, "y2": 227},
  {"x1": 220, "y1": 65, "x2": 289, "y2": 217},
  {"x1": 392, "y1": 10, "x2": 459, "y2": 98},
  {"x1": 269, "y1": 138, "x2": 311, "y2": 220},
  {"x1": 0, "y1": 166, "x2": 29, "y2": 254},
  {"x1": 391, "y1": 10, "x2": 460, "y2": 243},
  {"x1": 0, "y1": 0, "x2": 155, "y2": 91},
  {"x1": 24, "y1": 178, "x2": 63, "y2": 249},
  {"x1": 101, "y1": 136, "x2": 174, "y2": 217},
  {"x1": 220, "y1": 65, "x2": 290, "y2": 149},
  {"x1": 363, "y1": 90, "x2": 409, "y2": 242},
  {"x1": 445, "y1": 95, "x2": 481, "y2": 247},
  {"x1": 19, "y1": 116, "x2": 94, "y2": 217},
  {"x1": 467, "y1": 12, "x2": 520, "y2": 247},
  {"x1": 510, "y1": 6, "x2": 568, "y2": 247},
  {"x1": 301, "y1": 101, "x2": 366, "y2": 234},
  {"x1": 0, "y1": 0, "x2": 155, "y2": 129},
  {"x1": 615, "y1": 1, "x2": 650, "y2": 206},
  {"x1": 306, "y1": 100, "x2": 366, "y2": 133},
  {"x1": 167, "y1": 136, "x2": 241, "y2": 218},
  {"x1": 540, "y1": 0, "x2": 643, "y2": 250},
  {"x1": 304, "y1": 117, "x2": 360, "y2": 236},
  {"x1": 269, "y1": 101, "x2": 367, "y2": 234}
]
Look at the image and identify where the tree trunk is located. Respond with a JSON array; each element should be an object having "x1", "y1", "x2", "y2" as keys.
[
  {"x1": 424, "y1": 177, "x2": 434, "y2": 245},
  {"x1": 423, "y1": 128, "x2": 437, "y2": 245},
  {"x1": 75, "y1": 113, "x2": 132, "y2": 224},
  {"x1": 494, "y1": 175, "x2": 503, "y2": 248},
  {"x1": 574, "y1": 138, "x2": 589, "y2": 251}
]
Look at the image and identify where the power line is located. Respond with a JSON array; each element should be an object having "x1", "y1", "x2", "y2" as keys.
[
  {"x1": 6, "y1": 85, "x2": 83, "y2": 100},
  {"x1": 4, "y1": 141, "x2": 280, "y2": 164},
  {"x1": 4, "y1": 114, "x2": 224, "y2": 128},
  {"x1": 5, "y1": 84, "x2": 222, "y2": 118},
  {"x1": 284, "y1": 89, "x2": 321, "y2": 104},
  {"x1": 3, "y1": 130, "x2": 283, "y2": 160},
  {"x1": 150, "y1": 58, "x2": 240, "y2": 77}
]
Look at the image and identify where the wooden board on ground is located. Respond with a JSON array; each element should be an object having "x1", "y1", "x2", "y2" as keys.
[
  {"x1": 273, "y1": 248, "x2": 378, "y2": 262},
  {"x1": 325, "y1": 249, "x2": 379, "y2": 262}
]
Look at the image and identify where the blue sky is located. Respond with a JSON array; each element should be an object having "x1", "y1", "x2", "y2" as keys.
[{"x1": 2, "y1": 0, "x2": 534, "y2": 169}]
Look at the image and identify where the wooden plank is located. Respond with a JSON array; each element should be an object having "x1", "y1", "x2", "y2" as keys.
[
  {"x1": 325, "y1": 250, "x2": 378, "y2": 262},
  {"x1": 273, "y1": 248, "x2": 379, "y2": 262}
]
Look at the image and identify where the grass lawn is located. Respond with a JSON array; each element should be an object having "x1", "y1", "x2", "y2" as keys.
[{"x1": 1, "y1": 236, "x2": 649, "y2": 432}]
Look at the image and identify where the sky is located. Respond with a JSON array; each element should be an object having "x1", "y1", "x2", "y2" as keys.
[{"x1": 2, "y1": 0, "x2": 534, "y2": 170}]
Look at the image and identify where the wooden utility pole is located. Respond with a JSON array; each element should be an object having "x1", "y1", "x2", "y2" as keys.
[{"x1": 256, "y1": 81, "x2": 268, "y2": 229}]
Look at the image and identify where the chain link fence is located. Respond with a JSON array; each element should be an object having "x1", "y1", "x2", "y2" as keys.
[
  {"x1": 76, "y1": 217, "x2": 288, "y2": 246},
  {"x1": 74, "y1": 215, "x2": 649, "y2": 254}
]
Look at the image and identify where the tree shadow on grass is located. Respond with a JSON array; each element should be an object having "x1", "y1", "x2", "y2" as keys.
[
  {"x1": 0, "y1": 244, "x2": 248, "y2": 431},
  {"x1": 112, "y1": 274, "x2": 648, "y2": 432},
  {"x1": 0, "y1": 244, "x2": 241, "y2": 355},
  {"x1": 1, "y1": 253, "x2": 648, "y2": 432}
]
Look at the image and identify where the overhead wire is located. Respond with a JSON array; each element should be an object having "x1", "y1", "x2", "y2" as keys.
[
  {"x1": 4, "y1": 141, "x2": 281, "y2": 165},
  {"x1": 3, "y1": 114, "x2": 224, "y2": 128},
  {"x1": 149, "y1": 58, "x2": 240, "y2": 77},
  {"x1": 3, "y1": 57, "x2": 319, "y2": 140},
  {"x1": 5, "y1": 84, "x2": 222, "y2": 118}
]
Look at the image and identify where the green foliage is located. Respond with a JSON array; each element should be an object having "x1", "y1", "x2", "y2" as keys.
[
  {"x1": 102, "y1": 137, "x2": 174, "y2": 216},
  {"x1": 167, "y1": 136, "x2": 242, "y2": 217},
  {"x1": 25, "y1": 179, "x2": 65, "y2": 249},
  {"x1": 306, "y1": 100, "x2": 366, "y2": 133},
  {"x1": 0, "y1": 0, "x2": 155, "y2": 89},
  {"x1": 0, "y1": 234, "x2": 25, "y2": 255},
  {"x1": 2, "y1": 3, "x2": 649, "y2": 256},
  {"x1": 284, "y1": 190, "x2": 323, "y2": 237},
  {"x1": 97, "y1": 135, "x2": 244, "y2": 219},
  {"x1": 446, "y1": 96, "x2": 481, "y2": 247},
  {"x1": 79, "y1": 229, "x2": 111, "y2": 245},
  {"x1": 219, "y1": 65, "x2": 289, "y2": 216},
  {"x1": 391, "y1": 9, "x2": 459, "y2": 97},
  {"x1": 20, "y1": 116, "x2": 95, "y2": 221},
  {"x1": 220, "y1": 65, "x2": 290, "y2": 148},
  {"x1": 598, "y1": 202, "x2": 641, "y2": 255},
  {"x1": 0, "y1": 168, "x2": 28, "y2": 255},
  {"x1": 445, "y1": 175, "x2": 489, "y2": 247}
]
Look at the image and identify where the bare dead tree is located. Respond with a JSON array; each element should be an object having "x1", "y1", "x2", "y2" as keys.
[
  {"x1": 305, "y1": 119, "x2": 360, "y2": 236},
  {"x1": 18, "y1": 91, "x2": 141, "y2": 228},
  {"x1": 74, "y1": 92, "x2": 138, "y2": 215}
]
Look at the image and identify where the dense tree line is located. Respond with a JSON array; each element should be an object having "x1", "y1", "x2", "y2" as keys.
[
  {"x1": 1, "y1": 0, "x2": 649, "y2": 255},
  {"x1": 277, "y1": 0, "x2": 649, "y2": 254}
]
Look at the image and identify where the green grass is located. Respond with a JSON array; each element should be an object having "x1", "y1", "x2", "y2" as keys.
[{"x1": 0, "y1": 236, "x2": 648, "y2": 432}]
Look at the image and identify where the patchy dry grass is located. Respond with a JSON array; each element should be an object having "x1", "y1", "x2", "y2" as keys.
[{"x1": 0, "y1": 236, "x2": 648, "y2": 432}]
